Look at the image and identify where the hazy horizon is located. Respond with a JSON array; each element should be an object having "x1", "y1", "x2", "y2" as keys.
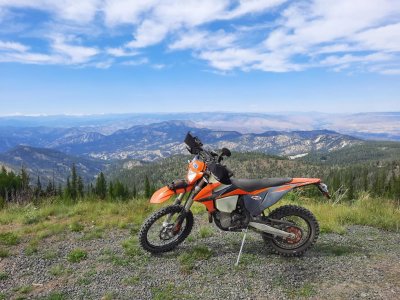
[{"x1": 0, "y1": 110, "x2": 399, "y2": 118}]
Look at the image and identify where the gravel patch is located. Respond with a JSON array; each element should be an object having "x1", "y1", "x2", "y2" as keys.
[{"x1": 0, "y1": 217, "x2": 399, "y2": 300}]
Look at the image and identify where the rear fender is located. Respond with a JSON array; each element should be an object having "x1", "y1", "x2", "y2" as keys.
[
  {"x1": 243, "y1": 178, "x2": 326, "y2": 215},
  {"x1": 150, "y1": 185, "x2": 194, "y2": 204}
]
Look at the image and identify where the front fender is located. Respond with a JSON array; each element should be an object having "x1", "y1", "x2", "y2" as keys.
[{"x1": 150, "y1": 185, "x2": 194, "y2": 204}]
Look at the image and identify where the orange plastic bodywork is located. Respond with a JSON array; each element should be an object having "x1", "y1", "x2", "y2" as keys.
[
  {"x1": 290, "y1": 178, "x2": 321, "y2": 187},
  {"x1": 150, "y1": 185, "x2": 194, "y2": 204},
  {"x1": 150, "y1": 177, "x2": 322, "y2": 209},
  {"x1": 273, "y1": 178, "x2": 321, "y2": 192},
  {"x1": 193, "y1": 182, "x2": 221, "y2": 201},
  {"x1": 187, "y1": 159, "x2": 205, "y2": 184}
]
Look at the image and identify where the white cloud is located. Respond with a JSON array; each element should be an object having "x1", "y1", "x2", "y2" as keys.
[
  {"x1": 0, "y1": 40, "x2": 29, "y2": 52},
  {"x1": 106, "y1": 47, "x2": 138, "y2": 57},
  {"x1": 354, "y1": 23, "x2": 400, "y2": 52},
  {"x1": 199, "y1": 48, "x2": 301, "y2": 72},
  {"x1": 103, "y1": 0, "x2": 158, "y2": 26},
  {"x1": 126, "y1": 20, "x2": 170, "y2": 48},
  {"x1": 0, "y1": 0, "x2": 399, "y2": 73},
  {"x1": 0, "y1": 0, "x2": 100, "y2": 23},
  {"x1": 320, "y1": 53, "x2": 395, "y2": 67},
  {"x1": 222, "y1": 0, "x2": 287, "y2": 19},
  {"x1": 151, "y1": 63, "x2": 165, "y2": 70},
  {"x1": 52, "y1": 35, "x2": 98, "y2": 64},
  {"x1": 169, "y1": 30, "x2": 236, "y2": 50},
  {"x1": 121, "y1": 57, "x2": 149, "y2": 66}
]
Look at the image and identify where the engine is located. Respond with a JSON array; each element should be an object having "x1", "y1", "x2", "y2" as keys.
[{"x1": 213, "y1": 197, "x2": 250, "y2": 231}]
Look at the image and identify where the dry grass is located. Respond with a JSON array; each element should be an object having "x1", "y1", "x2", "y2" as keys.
[
  {"x1": 0, "y1": 193, "x2": 398, "y2": 247},
  {"x1": 272, "y1": 192, "x2": 400, "y2": 234}
]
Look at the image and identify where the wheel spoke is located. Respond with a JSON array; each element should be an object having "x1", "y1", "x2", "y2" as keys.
[{"x1": 139, "y1": 205, "x2": 194, "y2": 254}]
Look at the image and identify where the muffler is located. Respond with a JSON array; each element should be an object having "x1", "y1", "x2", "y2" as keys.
[{"x1": 248, "y1": 222, "x2": 295, "y2": 239}]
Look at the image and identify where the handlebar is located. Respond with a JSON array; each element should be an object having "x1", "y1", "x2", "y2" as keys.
[{"x1": 185, "y1": 132, "x2": 233, "y2": 176}]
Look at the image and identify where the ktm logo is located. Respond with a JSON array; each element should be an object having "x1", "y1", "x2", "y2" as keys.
[{"x1": 251, "y1": 195, "x2": 262, "y2": 201}]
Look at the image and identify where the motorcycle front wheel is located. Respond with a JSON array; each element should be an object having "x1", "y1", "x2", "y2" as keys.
[
  {"x1": 138, "y1": 205, "x2": 193, "y2": 254},
  {"x1": 262, "y1": 205, "x2": 319, "y2": 257}
]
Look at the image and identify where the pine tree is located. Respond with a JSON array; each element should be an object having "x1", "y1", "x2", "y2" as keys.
[
  {"x1": 70, "y1": 164, "x2": 78, "y2": 200},
  {"x1": 35, "y1": 176, "x2": 42, "y2": 199},
  {"x1": 132, "y1": 184, "x2": 137, "y2": 199},
  {"x1": 77, "y1": 176, "x2": 84, "y2": 198},
  {"x1": 65, "y1": 177, "x2": 72, "y2": 199},
  {"x1": 363, "y1": 169, "x2": 369, "y2": 192},
  {"x1": 95, "y1": 172, "x2": 107, "y2": 200},
  {"x1": 109, "y1": 181, "x2": 114, "y2": 199},
  {"x1": 144, "y1": 175, "x2": 151, "y2": 198},
  {"x1": 347, "y1": 173, "x2": 355, "y2": 200},
  {"x1": 46, "y1": 181, "x2": 54, "y2": 196},
  {"x1": 20, "y1": 166, "x2": 30, "y2": 191}
]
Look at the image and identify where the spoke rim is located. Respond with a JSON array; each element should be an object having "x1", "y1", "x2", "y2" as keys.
[
  {"x1": 273, "y1": 216, "x2": 311, "y2": 250},
  {"x1": 146, "y1": 212, "x2": 188, "y2": 247}
]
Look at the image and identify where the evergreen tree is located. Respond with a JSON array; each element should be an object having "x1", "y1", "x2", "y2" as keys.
[
  {"x1": 95, "y1": 172, "x2": 107, "y2": 199},
  {"x1": 144, "y1": 175, "x2": 151, "y2": 198},
  {"x1": 70, "y1": 164, "x2": 78, "y2": 200},
  {"x1": 45, "y1": 181, "x2": 54, "y2": 196},
  {"x1": 20, "y1": 166, "x2": 30, "y2": 191},
  {"x1": 57, "y1": 183, "x2": 62, "y2": 196},
  {"x1": 363, "y1": 169, "x2": 369, "y2": 192},
  {"x1": 132, "y1": 184, "x2": 137, "y2": 199},
  {"x1": 347, "y1": 171, "x2": 355, "y2": 200},
  {"x1": 109, "y1": 181, "x2": 114, "y2": 199},
  {"x1": 65, "y1": 177, "x2": 72, "y2": 199},
  {"x1": 77, "y1": 176, "x2": 84, "y2": 198},
  {"x1": 34, "y1": 176, "x2": 42, "y2": 198}
]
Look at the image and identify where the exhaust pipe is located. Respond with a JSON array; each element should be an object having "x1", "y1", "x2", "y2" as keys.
[{"x1": 248, "y1": 222, "x2": 295, "y2": 239}]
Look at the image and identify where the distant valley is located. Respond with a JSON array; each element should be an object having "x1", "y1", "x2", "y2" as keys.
[
  {"x1": 0, "y1": 120, "x2": 360, "y2": 160},
  {"x1": 0, "y1": 112, "x2": 399, "y2": 185}
]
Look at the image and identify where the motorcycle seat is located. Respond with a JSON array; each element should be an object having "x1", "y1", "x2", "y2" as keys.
[{"x1": 230, "y1": 177, "x2": 292, "y2": 192}]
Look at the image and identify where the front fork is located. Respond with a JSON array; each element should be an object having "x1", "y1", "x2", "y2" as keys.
[{"x1": 163, "y1": 179, "x2": 206, "y2": 228}]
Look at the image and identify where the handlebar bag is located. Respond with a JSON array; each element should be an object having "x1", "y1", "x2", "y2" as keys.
[{"x1": 208, "y1": 162, "x2": 232, "y2": 185}]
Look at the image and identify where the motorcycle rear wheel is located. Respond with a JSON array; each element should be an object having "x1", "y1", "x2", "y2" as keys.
[
  {"x1": 139, "y1": 205, "x2": 193, "y2": 254},
  {"x1": 262, "y1": 205, "x2": 319, "y2": 257}
]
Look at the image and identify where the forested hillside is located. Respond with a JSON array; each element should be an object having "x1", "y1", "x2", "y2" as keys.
[
  {"x1": 111, "y1": 152, "x2": 400, "y2": 201},
  {"x1": 302, "y1": 141, "x2": 400, "y2": 164}
]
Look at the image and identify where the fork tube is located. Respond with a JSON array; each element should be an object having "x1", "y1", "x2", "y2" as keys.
[
  {"x1": 173, "y1": 193, "x2": 184, "y2": 205},
  {"x1": 183, "y1": 179, "x2": 206, "y2": 212},
  {"x1": 163, "y1": 193, "x2": 186, "y2": 225}
]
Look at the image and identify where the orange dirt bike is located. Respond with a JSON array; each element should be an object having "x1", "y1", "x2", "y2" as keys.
[{"x1": 139, "y1": 133, "x2": 330, "y2": 259}]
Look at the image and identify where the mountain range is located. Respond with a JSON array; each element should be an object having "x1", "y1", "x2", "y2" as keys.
[
  {"x1": 0, "y1": 146, "x2": 106, "y2": 184},
  {"x1": 1, "y1": 112, "x2": 399, "y2": 141},
  {"x1": 0, "y1": 113, "x2": 398, "y2": 184},
  {"x1": 0, "y1": 121, "x2": 361, "y2": 161}
]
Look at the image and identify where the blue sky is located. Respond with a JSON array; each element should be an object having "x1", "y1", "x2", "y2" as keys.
[{"x1": 0, "y1": 0, "x2": 399, "y2": 115}]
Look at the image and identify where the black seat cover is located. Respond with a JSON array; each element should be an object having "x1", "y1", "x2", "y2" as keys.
[{"x1": 230, "y1": 177, "x2": 292, "y2": 192}]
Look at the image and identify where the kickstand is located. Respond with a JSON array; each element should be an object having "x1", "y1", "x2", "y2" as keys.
[{"x1": 235, "y1": 227, "x2": 248, "y2": 266}]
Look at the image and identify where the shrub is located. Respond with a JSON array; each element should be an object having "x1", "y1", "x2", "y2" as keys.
[
  {"x1": 67, "y1": 249, "x2": 87, "y2": 263},
  {"x1": 0, "y1": 232, "x2": 20, "y2": 245},
  {"x1": 69, "y1": 222, "x2": 84, "y2": 232}
]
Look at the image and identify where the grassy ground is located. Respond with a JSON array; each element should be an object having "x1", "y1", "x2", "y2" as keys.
[
  {"x1": 0, "y1": 193, "x2": 398, "y2": 264},
  {"x1": 0, "y1": 194, "x2": 399, "y2": 299},
  {"x1": 0, "y1": 193, "x2": 399, "y2": 242}
]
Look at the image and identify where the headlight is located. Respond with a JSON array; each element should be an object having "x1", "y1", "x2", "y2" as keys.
[{"x1": 187, "y1": 169, "x2": 197, "y2": 183}]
